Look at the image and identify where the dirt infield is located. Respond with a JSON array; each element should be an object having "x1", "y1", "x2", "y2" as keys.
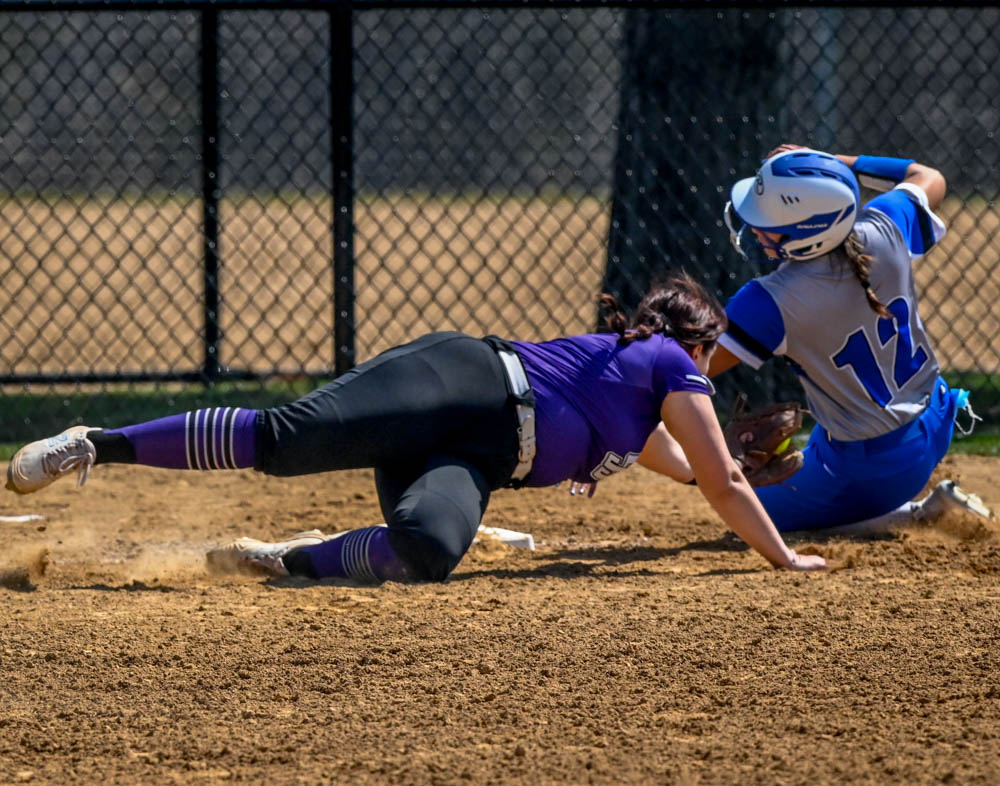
[{"x1": 2, "y1": 453, "x2": 999, "y2": 784}]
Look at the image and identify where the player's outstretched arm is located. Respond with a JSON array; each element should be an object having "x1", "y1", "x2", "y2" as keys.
[
  {"x1": 660, "y1": 390, "x2": 826, "y2": 571},
  {"x1": 637, "y1": 422, "x2": 694, "y2": 483}
]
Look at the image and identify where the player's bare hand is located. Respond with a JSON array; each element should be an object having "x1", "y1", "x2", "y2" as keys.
[
  {"x1": 782, "y1": 551, "x2": 827, "y2": 571},
  {"x1": 764, "y1": 143, "x2": 807, "y2": 159},
  {"x1": 569, "y1": 481, "x2": 596, "y2": 498}
]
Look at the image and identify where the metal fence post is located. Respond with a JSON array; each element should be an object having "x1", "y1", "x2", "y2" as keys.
[
  {"x1": 331, "y1": 7, "x2": 356, "y2": 376},
  {"x1": 201, "y1": 8, "x2": 221, "y2": 383}
]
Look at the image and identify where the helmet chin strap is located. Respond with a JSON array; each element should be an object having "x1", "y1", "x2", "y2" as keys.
[
  {"x1": 755, "y1": 232, "x2": 790, "y2": 259},
  {"x1": 724, "y1": 202, "x2": 790, "y2": 261},
  {"x1": 723, "y1": 201, "x2": 751, "y2": 260}
]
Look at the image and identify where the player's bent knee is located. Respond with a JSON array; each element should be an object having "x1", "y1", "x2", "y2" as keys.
[
  {"x1": 387, "y1": 528, "x2": 463, "y2": 582},
  {"x1": 385, "y1": 477, "x2": 483, "y2": 581}
]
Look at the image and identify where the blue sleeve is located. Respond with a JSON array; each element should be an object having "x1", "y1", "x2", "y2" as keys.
[
  {"x1": 852, "y1": 155, "x2": 913, "y2": 184},
  {"x1": 866, "y1": 190, "x2": 938, "y2": 256},
  {"x1": 722, "y1": 280, "x2": 786, "y2": 366}
]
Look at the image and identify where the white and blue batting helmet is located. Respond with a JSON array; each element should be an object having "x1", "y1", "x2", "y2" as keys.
[{"x1": 724, "y1": 149, "x2": 861, "y2": 261}]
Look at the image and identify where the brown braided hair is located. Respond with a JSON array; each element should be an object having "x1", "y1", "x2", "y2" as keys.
[
  {"x1": 600, "y1": 272, "x2": 727, "y2": 348},
  {"x1": 843, "y1": 231, "x2": 891, "y2": 318}
]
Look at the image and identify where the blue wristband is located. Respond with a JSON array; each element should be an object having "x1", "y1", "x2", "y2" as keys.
[{"x1": 852, "y1": 155, "x2": 913, "y2": 183}]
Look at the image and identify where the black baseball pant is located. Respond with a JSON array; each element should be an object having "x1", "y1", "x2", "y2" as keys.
[{"x1": 254, "y1": 332, "x2": 522, "y2": 581}]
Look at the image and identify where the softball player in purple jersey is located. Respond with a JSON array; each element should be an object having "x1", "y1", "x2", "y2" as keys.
[
  {"x1": 704, "y1": 145, "x2": 989, "y2": 533},
  {"x1": 7, "y1": 274, "x2": 826, "y2": 580}
]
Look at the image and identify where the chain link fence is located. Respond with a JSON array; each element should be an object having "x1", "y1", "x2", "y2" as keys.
[{"x1": 1, "y1": 2, "x2": 997, "y2": 442}]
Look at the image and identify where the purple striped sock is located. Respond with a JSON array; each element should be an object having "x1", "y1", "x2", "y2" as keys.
[
  {"x1": 300, "y1": 526, "x2": 411, "y2": 583},
  {"x1": 106, "y1": 407, "x2": 258, "y2": 470}
]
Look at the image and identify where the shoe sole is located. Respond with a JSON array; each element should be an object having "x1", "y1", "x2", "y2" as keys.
[
  {"x1": 938, "y1": 481, "x2": 992, "y2": 520},
  {"x1": 951, "y1": 488, "x2": 991, "y2": 519},
  {"x1": 6, "y1": 464, "x2": 20, "y2": 494},
  {"x1": 6, "y1": 457, "x2": 42, "y2": 495},
  {"x1": 206, "y1": 544, "x2": 274, "y2": 577}
]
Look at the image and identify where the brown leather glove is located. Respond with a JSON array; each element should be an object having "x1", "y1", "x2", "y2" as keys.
[{"x1": 724, "y1": 401, "x2": 804, "y2": 487}]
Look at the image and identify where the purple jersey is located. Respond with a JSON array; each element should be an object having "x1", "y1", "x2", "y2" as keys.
[{"x1": 510, "y1": 333, "x2": 714, "y2": 487}]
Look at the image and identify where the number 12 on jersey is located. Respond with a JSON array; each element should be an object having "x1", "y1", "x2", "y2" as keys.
[{"x1": 832, "y1": 297, "x2": 929, "y2": 407}]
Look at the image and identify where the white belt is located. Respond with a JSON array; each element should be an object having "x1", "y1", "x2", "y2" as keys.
[{"x1": 496, "y1": 349, "x2": 536, "y2": 481}]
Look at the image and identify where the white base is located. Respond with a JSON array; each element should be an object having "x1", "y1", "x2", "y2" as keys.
[
  {"x1": 337, "y1": 522, "x2": 535, "y2": 551},
  {"x1": 476, "y1": 525, "x2": 535, "y2": 551}
]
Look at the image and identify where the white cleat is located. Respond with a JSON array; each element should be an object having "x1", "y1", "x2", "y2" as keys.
[
  {"x1": 205, "y1": 529, "x2": 329, "y2": 577},
  {"x1": 6, "y1": 426, "x2": 97, "y2": 495},
  {"x1": 919, "y1": 480, "x2": 992, "y2": 521}
]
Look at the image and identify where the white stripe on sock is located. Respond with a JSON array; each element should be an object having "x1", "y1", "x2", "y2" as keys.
[
  {"x1": 359, "y1": 528, "x2": 375, "y2": 580},
  {"x1": 346, "y1": 530, "x2": 361, "y2": 577},
  {"x1": 229, "y1": 407, "x2": 240, "y2": 469},
  {"x1": 184, "y1": 412, "x2": 192, "y2": 469},
  {"x1": 218, "y1": 407, "x2": 232, "y2": 469},
  {"x1": 201, "y1": 409, "x2": 210, "y2": 472},
  {"x1": 344, "y1": 528, "x2": 377, "y2": 582},
  {"x1": 344, "y1": 532, "x2": 356, "y2": 575}
]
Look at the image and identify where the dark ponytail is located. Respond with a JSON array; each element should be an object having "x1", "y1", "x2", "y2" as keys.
[{"x1": 600, "y1": 272, "x2": 727, "y2": 347}]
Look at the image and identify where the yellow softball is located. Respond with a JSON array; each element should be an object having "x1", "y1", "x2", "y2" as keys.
[{"x1": 776, "y1": 437, "x2": 792, "y2": 454}]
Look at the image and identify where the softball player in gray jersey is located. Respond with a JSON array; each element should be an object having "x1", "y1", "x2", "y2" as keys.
[{"x1": 708, "y1": 145, "x2": 989, "y2": 532}]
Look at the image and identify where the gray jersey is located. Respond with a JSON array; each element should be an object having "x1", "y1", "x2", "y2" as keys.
[{"x1": 720, "y1": 183, "x2": 946, "y2": 442}]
